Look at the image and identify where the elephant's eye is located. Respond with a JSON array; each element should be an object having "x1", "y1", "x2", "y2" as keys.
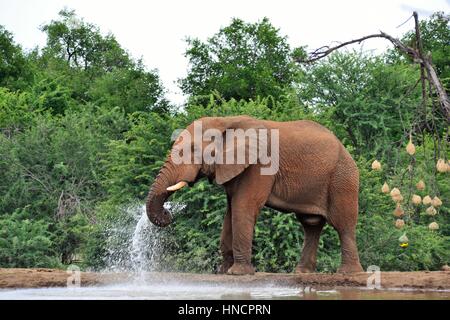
[{"x1": 173, "y1": 147, "x2": 183, "y2": 157}]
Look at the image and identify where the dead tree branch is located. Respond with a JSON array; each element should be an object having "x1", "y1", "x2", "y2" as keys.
[
  {"x1": 297, "y1": 32, "x2": 419, "y2": 63},
  {"x1": 296, "y1": 12, "x2": 450, "y2": 121}
]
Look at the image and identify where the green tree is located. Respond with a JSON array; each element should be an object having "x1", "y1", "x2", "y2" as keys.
[
  {"x1": 101, "y1": 112, "x2": 176, "y2": 203},
  {"x1": 39, "y1": 9, "x2": 168, "y2": 113},
  {"x1": 0, "y1": 98, "x2": 129, "y2": 265},
  {"x1": 41, "y1": 9, "x2": 131, "y2": 74},
  {"x1": 0, "y1": 209, "x2": 60, "y2": 268},
  {"x1": 0, "y1": 88, "x2": 43, "y2": 136},
  {"x1": 180, "y1": 18, "x2": 298, "y2": 103},
  {"x1": 88, "y1": 64, "x2": 169, "y2": 114},
  {"x1": 0, "y1": 26, "x2": 32, "y2": 90}
]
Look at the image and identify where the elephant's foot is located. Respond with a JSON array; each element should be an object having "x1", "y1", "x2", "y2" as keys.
[
  {"x1": 216, "y1": 257, "x2": 234, "y2": 274},
  {"x1": 227, "y1": 263, "x2": 255, "y2": 275},
  {"x1": 337, "y1": 263, "x2": 363, "y2": 273},
  {"x1": 295, "y1": 264, "x2": 316, "y2": 273}
]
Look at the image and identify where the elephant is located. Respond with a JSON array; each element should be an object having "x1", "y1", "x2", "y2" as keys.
[{"x1": 146, "y1": 115, "x2": 363, "y2": 275}]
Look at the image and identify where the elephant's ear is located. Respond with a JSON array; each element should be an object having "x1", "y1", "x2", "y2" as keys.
[
  {"x1": 214, "y1": 117, "x2": 265, "y2": 185},
  {"x1": 215, "y1": 162, "x2": 249, "y2": 185}
]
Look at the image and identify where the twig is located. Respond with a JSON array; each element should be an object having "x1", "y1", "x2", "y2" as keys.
[
  {"x1": 17, "y1": 164, "x2": 52, "y2": 194},
  {"x1": 396, "y1": 14, "x2": 414, "y2": 28}
]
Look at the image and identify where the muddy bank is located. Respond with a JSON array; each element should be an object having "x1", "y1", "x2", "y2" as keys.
[{"x1": 0, "y1": 268, "x2": 449, "y2": 290}]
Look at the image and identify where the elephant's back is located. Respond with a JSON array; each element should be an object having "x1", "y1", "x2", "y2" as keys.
[
  {"x1": 264, "y1": 119, "x2": 336, "y2": 137},
  {"x1": 263, "y1": 119, "x2": 343, "y2": 154}
]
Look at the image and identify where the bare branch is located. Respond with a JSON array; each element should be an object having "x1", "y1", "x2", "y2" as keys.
[
  {"x1": 296, "y1": 32, "x2": 420, "y2": 64},
  {"x1": 295, "y1": 13, "x2": 450, "y2": 121}
]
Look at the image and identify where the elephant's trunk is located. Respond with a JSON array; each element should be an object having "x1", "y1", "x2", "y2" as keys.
[
  {"x1": 146, "y1": 189, "x2": 172, "y2": 227},
  {"x1": 146, "y1": 161, "x2": 177, "y2": 228}
]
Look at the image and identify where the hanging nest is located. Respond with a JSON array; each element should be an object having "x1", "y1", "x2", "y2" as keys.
[
  {"x1": 411, "y1": 194, "x2": 422, "y2": 206},
  {"x1": 431, "y1": 196, "x2": 442, "y2": 207},
  {"x1": 381, "y1": 182, "x2": 390, "y2": 194},
  {"x1": 395, "y1": 219, "x2": 405, "y2": 229},
  {"x1": 428, "y1": 222, "x2": 439, "y2": 230},
  {"x1": 371, "y1": 160, "x2": 381, "y2": 171},
  {"x1": 390, "y1": 188, "x2": 401, "y2": 197},
  {"x1": 393, "y1": 204, "x2": 405, "y2": 217},
  {"x1": 422, "y1": 195, "x2": 432, "y2": 205},
  {"x1": 392, "y1": 194, "x2": 404, "y2": 203},
  {"x1": 390, "y1": 188, "x2": 403, "y2": 203},
  {"x1": 399, "y1": 234, "x2": 408, "y2": 243},
  {"x1": 416, "y1": 180, "x2": 426, "y2": 191},
  {"x1": 426, "y1": 206, "x2": 437, "y2": 216},
  {"x1": 406, "y1": 139, "x2": 416, "y2": 155},
  {"x1": 398, "y1": 233, "x2": 409, "y2": 248},
  {"x1": 436, "y1": 159, "x2": 449, "y2": 173}
]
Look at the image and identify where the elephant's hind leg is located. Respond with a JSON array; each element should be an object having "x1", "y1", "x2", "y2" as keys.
[
  {"x1": 295, "y1": 214, "x2": 325, "y2": 273},
  {"x1": 328, "y1": 192, "x2": 363, "y2": 273},
  {"x1": 335, "y1": 229, "x2": 363, "y2": 273},
  {"x1": 328, "y1": 151, "x2": 363, "y2": 273}
]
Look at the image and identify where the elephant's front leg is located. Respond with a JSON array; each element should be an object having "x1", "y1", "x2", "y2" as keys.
[
  {"x1": 225, "y1": 169, "x2": 274, "y2": 275},
  {"x1": 226, "y1": 203, "x2": 258, "y2": 275},
  {"x1": 217, "y1": 202, "x2": 233, "y2": 274}
]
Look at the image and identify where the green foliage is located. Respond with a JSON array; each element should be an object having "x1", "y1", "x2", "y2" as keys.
[
  {"x1": 41, "y1": 9, "x2": 131, "y2": 73},
  {"x1": 0, "y1": 99, "x2": 129, "y2": 266},
  {"x1": 37, "y1": 9, "x2": 167, "y2": 114},
  {"x1": 163, "y1": 181, "x2": 226, "y2": 272},
  {"x1": 298, "y1": 51, "x2": 421, "y2": 156},
  {"x1": 180, "y1": 18, "x2": 299, "y2": 103},
  {"x1": 0, "y1": 26, "x2": 33, "y2": 90},
  {"x1": 29, "y1": 76, "x2": 74, "y2": 115},
  {"x1": 88, "y1": 64, "x2": 169, "y2": 114},
  {"x1": 101, "y1": 112, "x2": 176, "y2": 203},
  {"x1": 254, "y1": 210, "x2": 303, "y2": 272},
  {"x1": 53, "y1": 213, "x2": 91, "y2": 264},
  {"x1": 0, "y1": 209, "x2": 60, "y2": 268},
  {"x1": 0, "y1": 105, "x2": 126, "y2": 218},
  {"x1": 184, "y1": 92, "x2": 313, "y2": 124},
  {"x1": 0, "y1": 88, "x2": 44, "y2": 135},
  {"x1": 356, "y1": 213, "x2": 448, "y2": 271},
  {"x1": 354, "y1": 140, "x2": 449, "y2": 271}
]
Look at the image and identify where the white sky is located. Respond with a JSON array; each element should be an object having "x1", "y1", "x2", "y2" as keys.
[{"x1": 0, "y1": 0, "x2": 448, "y2": 105}]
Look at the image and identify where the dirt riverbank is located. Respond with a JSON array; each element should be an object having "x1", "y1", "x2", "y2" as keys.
[{"x1": 0, "y1": 268, "x2": 449, "y2": 290}]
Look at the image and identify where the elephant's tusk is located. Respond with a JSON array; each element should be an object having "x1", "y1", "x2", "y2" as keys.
[{"x1": 167, "y1": 181, "x2": 188, "y2": 191}]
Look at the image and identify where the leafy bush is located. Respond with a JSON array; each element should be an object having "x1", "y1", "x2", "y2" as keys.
[{"x1": 0, "y1": 209, "x2": 60, "y2": 268}]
